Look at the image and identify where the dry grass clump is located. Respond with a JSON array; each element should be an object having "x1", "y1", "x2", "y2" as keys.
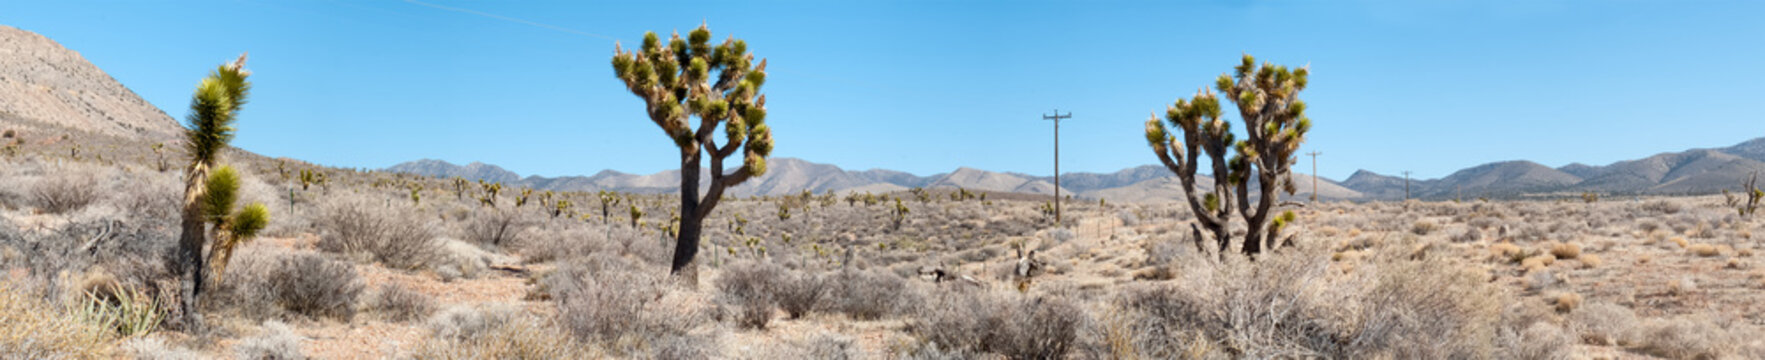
[
  {"x1": 1578, "y1": 253, "x2": 1602, "y2": 269},
  {"x1": 1548, "y1": 242, "x2": 1580, "y2": 260},
  {"x1": 909, "y1": 288, "x2": 1086, "y2": 359},
  {"x1": 315, "y1": 197, "x2": 441, "y2": 270},
  {"x1": 235, "y1": 320, "x2": 305, "y2": 360},
  {"x1": 1489, "y1": 242, "x2": 1524, "y2": 261},
  {"x1": 1670, "y1": 236, "x2": 1689, "y2": 248},
  {"x1": 370, "y1": 283, "x2": 437, "y2": 323},
  {"x1": 1520, "y1": 255, "x2": 1555, "y2": 272},
  {"x1": 714, "y1": 260, "x2": 784, "y2": 330},
  {"x1": 1689, "y1": 243, "x2": 1720, "y2": 257},
  {"x1": 1549, "y1": 291, "x2": 1582, "y2": 313},
  {"x1": 266, "y1": 252, "x2": 364, "y2": 320},
  {"x1": 0, "y1": 282, "x2": 115, "y2": 359}
]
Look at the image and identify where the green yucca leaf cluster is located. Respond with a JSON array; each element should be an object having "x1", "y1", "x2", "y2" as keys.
[{"x1": 184, "y1": 55, "x2": 251, "y2": 168}]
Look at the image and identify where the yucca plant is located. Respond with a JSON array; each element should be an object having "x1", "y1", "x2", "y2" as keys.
[
  {"x1": 78, "y1": 283, "x2": 164, "y2": 337},
  {"x1": 612, "y1": 23, "x2": 773, "y2": 282},
  {"x1": 173, "y1": 53, "x2": 269, "y2": 330}
]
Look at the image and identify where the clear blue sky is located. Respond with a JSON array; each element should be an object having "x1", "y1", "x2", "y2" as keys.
[{"x1": 3, "y1": 1, "x2": 1762, "y2": 180}]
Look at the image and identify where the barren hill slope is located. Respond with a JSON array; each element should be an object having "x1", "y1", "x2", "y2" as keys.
[{"x1": 0, "y1": 25, "x2": 179, "y2": 139}]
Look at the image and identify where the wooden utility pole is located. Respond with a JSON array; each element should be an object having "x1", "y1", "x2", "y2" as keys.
[
  {"x1": 1402, "y1": 171, "x2": 1413, "y2": 200},
  {"x1": 1305, "y1": 151, "x2": 1321, "y2": 203},
  {"x1": 1043, "y1": 109, "x2": 1071, "y2": 226}
]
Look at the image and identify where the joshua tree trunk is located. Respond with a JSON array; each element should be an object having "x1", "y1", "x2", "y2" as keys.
[
  {"x1": 174, "y1": 162, "x2": 215, "y2": 331},
  {"x1": 671, "y1": 149, "x2": 704, "y2": 282}
]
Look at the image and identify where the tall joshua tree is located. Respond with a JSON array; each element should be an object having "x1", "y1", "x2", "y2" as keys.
[
  {"x1": 611, "y1": 23, "x2": 772, "y2": 282},
  {"x1": 175, "y1": 54, "x2": 270, "y2": 329},
  {"x1": 1144, "y1": 54, "x2": 1310, "y2": 256}
]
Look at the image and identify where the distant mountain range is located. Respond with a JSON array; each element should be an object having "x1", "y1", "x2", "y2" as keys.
[
  {"x1": 389, "y1": 137, "x2": 1765, "y2": 202},
  {"x1": 1340, "y1": 138, "x2": 1765, "y2": 200}
]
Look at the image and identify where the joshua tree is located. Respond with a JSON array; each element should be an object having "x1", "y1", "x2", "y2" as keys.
[
  {"x1": 452, "y1": 176, "x2": 468, "y2": 200},
  {"x1": 174, "y1": 54, "x2": 270, "y2": 330},
  {"x1": 629, "y1": 203, "x2": 646, "y2": 229},
  {"x1": 611, "y1": 23, "x2": 772, "y2": 282},
  {"x1": 478, "y1": 180, "x2": 502, "y2": 207},
  {"x1": 1143, "y1": 54, "x2": 1312, "y2": 256},
  {"x1": 552, "y1": 199, "x2": 572, "y2": 219},
  {"x1": 1737, "y1": 172, "x2": 1762, "y2": 217},
  {"x1": 890, "y1": 198, "x2": 910, "y2": 231},
  {"x1": 151, "y1": 143, "x2": 170, "y2": 172},
  {"x1": 597, "y1": 190, "x2": 621, "y2": 223}
]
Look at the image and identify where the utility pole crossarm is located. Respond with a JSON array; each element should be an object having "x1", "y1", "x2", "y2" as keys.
[{"x1": 1042, "y1": 109, "x2": 1071, "y2": 226}]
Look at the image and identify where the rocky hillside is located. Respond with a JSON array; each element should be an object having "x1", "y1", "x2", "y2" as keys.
[{"x1": 0, "y1": 25, "x2": 180, "y2": 139}]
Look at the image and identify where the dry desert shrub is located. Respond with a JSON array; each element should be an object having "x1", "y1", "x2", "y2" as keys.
[
  {"x1": 411, "y1": 305, "x2": 598, "y2": 359},
  {"x1": 826, "y1": 267, "x2": 915, "y2": 320},
  {"x1": 1113, "y1": 248, "x2": 1503, "y2": 359},
  {"x1": 908, "y1": 287, "x2": 1086, "y2": 359},
  {"x1": 425, "y1": 303, "x2": 520, "y2": 342},
  {"x1": 1569, "y1": 302, "x2": 1636, "y2": 346},
  {"x1": 29, "y1": 165, "x2": 101, "y2": 214},
  {"x1": 714, "y1": 260, "x2": 784, "y2": 330},
  {"x1": 0, "y1": 281, "x2": 116, "y2": 359},
  {"x1": 315, "y1": 197, "x2": 441, "y2": 270},
  {"x1": 462, "y1": 209, "x2": 526, "y2": 248},
  {"x1": 1631, "y1": 315, "x2": 1765, "y2": 360},
  {"x1": 1496, "y1": 322, "x2": 1572, "y2": 360},
  {"x1": 371, "y1": 283, "x2": 437, "y2": 323},
  {"x1": 1410, "y1": 220, "x2": 1439, "y2": 235},
  {"x1": 235, "y1": 320, "x2": 305, "y2": 360},
  {"x1": 1450, "y1": 227, "x2": 1482, "y2": 243},
  {"x1": 805, "y1": 333, "x2": 861, "y2": 360},
  {"x1": 266, "y1": 252, "x2": 363, "y2": 320},
  {"x1": 546, "y1": 254, "x2": 714, "y2": 355},
  {"x1": 774, "y1": 269, "x2": 827, "y2": 319},
  {"x1": 121, "y1": 337, "x2": 205, "y2": 360}
]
